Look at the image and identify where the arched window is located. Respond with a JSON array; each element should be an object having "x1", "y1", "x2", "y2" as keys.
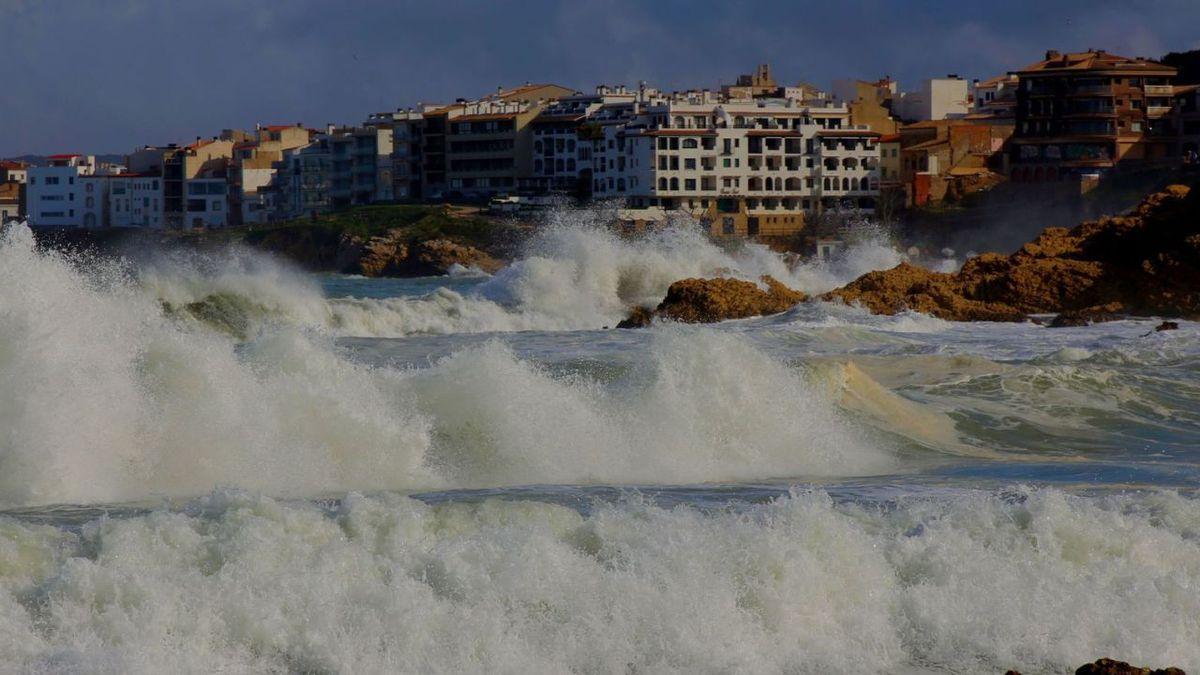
[
  {"x1": 85, "y1": 196, "x2": 94, "y2": 208},
  {"x1": 673, "y1": 116, "x2": 685, "y2": 128},
  {"x1": 851, "y1": 177, "x2": 859, "y2": 191},
  {"x1": 824, "y1": 158, "x2": 838, "y2": 171},
  {"x1": 683, "y1": 138, "x2": 698, "y2": 149},
  {"x1": 775, "y1": 178, "x2": 783, "y2": 191},
  {"x1": 842, "y1": 177, "x2": 850, "y2": 191},
  {"x1": 823, "y1": 177, "x2": 831, "y2": 190},
  {"x1": 86, "y1": 183, "x2": 94, "y2": 193}
]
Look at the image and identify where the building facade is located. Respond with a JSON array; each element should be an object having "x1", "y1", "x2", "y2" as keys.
[
  {"x1": 1009, "y1": 49, "x2": 1177, "y2": 181},
  {"x1": 588, "y1": 95, "x2": 881, "y2": 237}
]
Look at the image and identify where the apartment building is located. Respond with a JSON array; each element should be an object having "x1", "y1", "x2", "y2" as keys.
[
  {"x1": 26, "y1": 155, "x2": 101, "y2": 227},
  {"x1": 273, "y1": 123, "x2": 393, "y2": 217},
  {"x1": 228, "y1": 124, "x2": 313, "y2": 225},
  {"x1": 127, "y1": 140, "x2": 233, "y2": 228},
  {"x1": 1009, "y1": 49, "x2": 1177, "y2": 181},
  {"x1": 1172, "y1": 84, "x2": 1200, "y2": 158},
  {"x1": 108, "y1": 175, "x2": 163, "y2": 228},
  {"x1": 589, "y1": 95, "x2": 881, "y2": 237},
  {"x1": 420, "y1": 83, "x2": 575, "y2": 199},
  {"x1": 278, "y1": 138, "x2": 333, "y2": 217},
  {"x1": 528, "y1": 86, "x2": 640, "y2": 195}
]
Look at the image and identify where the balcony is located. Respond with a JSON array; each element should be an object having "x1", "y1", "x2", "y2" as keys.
[
  {"x1": 1147, "y1": 106, "x2": 1173, "y2": 118},
  {"x1": 1144, "y1": 85, "x2": 1173, "y2": 96},
  {"x1": 1070, "y1": 85, "x2": 1113, "y2": 96}
]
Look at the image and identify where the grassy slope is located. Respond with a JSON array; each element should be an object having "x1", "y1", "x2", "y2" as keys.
[{"x1": 229, "y1": 205, "x2": 522, "y2": 271}]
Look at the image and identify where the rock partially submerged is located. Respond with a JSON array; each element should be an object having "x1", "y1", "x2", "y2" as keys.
[
  {"x1": 825, "y1": 184, "x2": 1200, "y2": 322},
  {"x1": 617, "y1": 276, "x2": 807, "y2": 327},
  {"x1": 1074, "y1": 658, "x2": 1185, "y2": 675},
  {"x1": 343, "y1": 234, "x2": 503, "y2": 277},
  {"x1": 1006, "y1": 658, "x2": 1186, "y2": 675}
]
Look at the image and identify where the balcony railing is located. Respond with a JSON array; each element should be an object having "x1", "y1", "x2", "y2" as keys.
[{"x1": 1144, "y1": 85, "x2": 1173, "y2": 96}]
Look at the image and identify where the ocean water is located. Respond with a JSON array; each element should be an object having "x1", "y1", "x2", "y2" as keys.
[{"x1": 0, "y1": 215, "x2": 1198, "y2": 673}]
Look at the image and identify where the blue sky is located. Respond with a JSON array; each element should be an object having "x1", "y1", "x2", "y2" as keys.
[{"x1": 2, "y1": 0, "x2": 1198, "y2": 156}]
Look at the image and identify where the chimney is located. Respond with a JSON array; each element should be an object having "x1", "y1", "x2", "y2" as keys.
[{"x1": 1045, "y1": 49, "x2": 1061, "y2": 60}]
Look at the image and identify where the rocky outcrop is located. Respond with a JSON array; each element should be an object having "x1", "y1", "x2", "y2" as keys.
[
  {"x1": 351, "y1": 235, "x2": 502, "y2": 277},
  {"x1": 257, "y1": 228, "x2": 504, "y2": 278},
  {"x1": 618, "y1": 276, "x2": 807, "y2": 327},
  {"x1": 825, "y1": 184, "x2": 1200, "y2": 323}
]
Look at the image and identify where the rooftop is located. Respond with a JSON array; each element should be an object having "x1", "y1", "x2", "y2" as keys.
[{"x1": 1015, "y1": 49, "x2": 1176, "y2": 75}]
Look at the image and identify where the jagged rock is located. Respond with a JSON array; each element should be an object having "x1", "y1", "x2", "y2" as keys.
[
  {"x1": 403, "y1": 238, "x2": 503, "y2": 276},
  {"x1": 342, "y1": 233, "x2": 502, "y2": 277},
  {"x1": 1074, "y1": 657, "x2": 1186, "y2": 675},
  {"x1": 619, "y1": 275, "x2": 807, "y2": 327},
  {"x1": 355, "y1": 231, "x2": 409, "y2": 277},
  {"x1": 1156, "y1": 320, "x2": 1180, "y2": 332},
  {"x1": 824, "y1": 184, "x2": 1200, "y2": 322},
  {"x1": 616, "y1": 306, "x2": 654, "y2": 329}
]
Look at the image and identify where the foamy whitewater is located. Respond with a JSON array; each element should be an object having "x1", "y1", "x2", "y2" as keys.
[{"x1": 1, "y1": 213, "x2": 1197, "y2": 673}]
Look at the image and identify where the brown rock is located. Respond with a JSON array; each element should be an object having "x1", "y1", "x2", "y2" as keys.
[
  {"x1": 404, "y1": 238, "x2": 503, "y2": 276},
  {"x1": 351, "y1": 233, "x2": 503, "y2": 278},
  {"x1": 1074, "y1": 657, "x2": 1186, "y2": 675},
  {"x1": 1156, "y1": 320, "x2": 1180, "y2": 332},
  {"x1": 619, "y1": 275, "x2": 807, "y2": 327},
  {"x1": 616, "y1": 306, "x2": 654, "y2": 329},
  {"x1": 824, "y1": 184, "x2": 1200, "y2": 322}
]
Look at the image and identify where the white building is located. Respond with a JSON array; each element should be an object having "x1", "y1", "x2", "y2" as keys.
[
  {"x1": 108, "y1": 175, "x2": 163, "y2": 228},
  {"x1": 25, "y1": 155, "x2": 132, "y2": 227},
  {"x1": 26, "y1": 156, "x2": 89, "y2": 227},
  {"x1": 529, "y1": 87, "x2": 640, "y2": 194},
  {"x1": 896, "y1": 77, "x2": 970, "y2": 122},
  {"x1": 586, "y1": 93, "x2": 881, "y2": 236}
]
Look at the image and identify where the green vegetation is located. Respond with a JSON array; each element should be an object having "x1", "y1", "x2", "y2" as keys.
[{"x1": 236, "y1": 204, "x2": 516, "y2": 248}]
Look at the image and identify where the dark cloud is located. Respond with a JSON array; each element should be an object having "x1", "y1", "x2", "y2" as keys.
[{"x1": 2, "y1": 0, "x2": 1198, "y2": 155}]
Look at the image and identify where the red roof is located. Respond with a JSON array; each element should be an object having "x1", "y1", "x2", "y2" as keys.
[
  {"x1": 47, "y1": 154, "x2": 81, "y2": 160},
  {"x1": 263, "y1": 124, "x2": 303, "y2": 132},
  {"x1": 878, "y1": 133, "x2": 901, "y2": 143}
]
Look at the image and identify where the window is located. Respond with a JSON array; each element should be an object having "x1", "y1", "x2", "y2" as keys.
[
  {"x1": 85, "y1": 197, "x2": 94, "y2": 208},
  {"x1": 86, "y1": 183, "x2": 94, "y2": 193}
]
